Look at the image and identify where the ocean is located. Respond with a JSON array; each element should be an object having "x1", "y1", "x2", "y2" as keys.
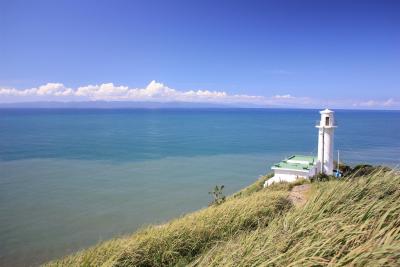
[{"x1": 0, "y1": 108, "x2": 399, "y2": 266}]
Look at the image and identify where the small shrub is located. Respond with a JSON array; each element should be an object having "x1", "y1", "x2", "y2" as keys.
[
  {"x1": 208, "y1": 185, "x2": 226, "y2": 206},
  {"x1": 310, "y1": 172, "x2": 335, "y2": 182},
  {"x1": 350, "y1": 164, "x2": 374, "y2": 177},
  {"x1": 348, "y1": 164, "x2": 391, "y2": 178},
  {"x1": 337, "y1": 162, "x2": 352, "y2": 176}
]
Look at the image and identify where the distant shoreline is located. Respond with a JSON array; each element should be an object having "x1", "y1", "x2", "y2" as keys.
[{"x1": 0, "y1": 102, "x2": 399, "y2": 111}]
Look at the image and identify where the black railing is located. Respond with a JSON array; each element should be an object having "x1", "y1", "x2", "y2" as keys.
[{"x1": 315, "y1": 119, "x2": 338, "y2": 127}]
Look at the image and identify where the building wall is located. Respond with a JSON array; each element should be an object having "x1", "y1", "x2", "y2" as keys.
[
  {"x1": 265, "y1": 167, "x2": 317, "y2": 186},
  {"x1": 317, "y1": 127, "x2": 324, "y2": 173},
  {"x1": 323, "y1": 127, "x2": 334, "y2": 174}
]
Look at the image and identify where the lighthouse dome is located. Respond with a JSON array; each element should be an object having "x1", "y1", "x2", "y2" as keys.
[{"x1": 320, "y1": 108, "x2": 334, "y2": 114}]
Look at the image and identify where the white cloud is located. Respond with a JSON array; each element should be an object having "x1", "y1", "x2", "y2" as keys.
[
  {"x1": 273, "y1": 94, "x2": 294, "y2": 99},
  {"x1": 0, "y1": 81, "x2": 264, "y2": 104},
  {"x1": 0, "y1": 81, "x2": 398, "y2": 109},
  {"x1": 0, "y1": 83, "x2": 73, "y2": 98},
  {"x1": 75, "y1": 83, "x2": 129, "y2": 99},
  {"x1": 359, "y1": 100, "x2": 377, "y2": 107},
  {"x1": 352, "y1": 98, "x2": 399, "y2": 108},
  {"x1": 383, "y1": 98, "x2": 397, "y2": 107},
  {"x1": 37, "y1": 83, "x2": 67, "y2": 95}
]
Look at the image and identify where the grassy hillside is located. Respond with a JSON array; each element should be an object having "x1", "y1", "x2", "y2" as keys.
[
  {"x1": 45, "y1": 169, "x2": 400, "y2": 266},
  {"x1": 45, "y1": 174, "x2": 291, "y2": 267}
]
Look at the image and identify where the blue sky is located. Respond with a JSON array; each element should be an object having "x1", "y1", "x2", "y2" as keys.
[{"x1": 0, "y1": 0, "x2": 399, "y2": 108}]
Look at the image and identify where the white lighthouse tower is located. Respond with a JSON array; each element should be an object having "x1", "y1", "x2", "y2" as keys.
[{"x1": 316, "y1": 109, "x2": 337, "y2": 175}]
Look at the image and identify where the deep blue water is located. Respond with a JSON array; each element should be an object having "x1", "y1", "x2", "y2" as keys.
[{"x1": 0, "y1": 108, "x2": 399, "y2": 266}]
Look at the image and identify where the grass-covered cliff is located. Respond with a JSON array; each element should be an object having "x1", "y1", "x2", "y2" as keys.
[{"x1": 45, "y1": 168, "x2": 400, "y2": 266}]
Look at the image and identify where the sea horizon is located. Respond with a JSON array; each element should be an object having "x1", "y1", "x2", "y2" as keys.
[{"x1": 1, "y1": 102, "x2": 400, "y2": 111}]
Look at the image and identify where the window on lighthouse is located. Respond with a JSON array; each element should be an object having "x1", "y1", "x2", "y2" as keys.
[{"x1": 325, "y1": 117, "x2": 330, "y2": 126}]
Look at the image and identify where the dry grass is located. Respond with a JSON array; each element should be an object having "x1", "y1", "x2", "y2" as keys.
[
  {"x1": 232, "y1": 173, "x2": 273, "y2": 198},
  {"x1": 45, "y1": 182, "x2": 291, "y2": 267},
  {"x1": 191, "y1": 169, "x2": 400, "y2": 266},
  {"x1": 45, "y1": 168, "x2": 400, "y2": 267}
]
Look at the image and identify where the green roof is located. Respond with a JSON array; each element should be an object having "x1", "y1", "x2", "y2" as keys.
[
  {"x1": 287, "y1": 155, "x2": 316, "y2": 164},
  {"x1": 271, "y1": 155, "x2": 317, "y2": 171}
]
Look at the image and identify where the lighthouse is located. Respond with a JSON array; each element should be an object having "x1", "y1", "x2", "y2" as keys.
[
  {"x1": 316, "y1": 109, "x2": 337, "y2": 175},
  {"x1": 264, "y1": 109, "x2": 338, "y2": 187}
]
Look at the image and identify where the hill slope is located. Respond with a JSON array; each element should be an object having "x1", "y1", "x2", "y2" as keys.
[{"x1": 45, "y1": 169, "x2": 400, "y2": 266}]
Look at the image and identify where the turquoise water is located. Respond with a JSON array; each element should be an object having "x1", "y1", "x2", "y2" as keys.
[{"x1": 0, "y1": 108, "x2": 399, "y2": 266}]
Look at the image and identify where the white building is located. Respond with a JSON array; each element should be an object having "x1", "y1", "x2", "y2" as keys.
[{"x1": 264, "y1": 109, "x2": 337, "y2": 187}]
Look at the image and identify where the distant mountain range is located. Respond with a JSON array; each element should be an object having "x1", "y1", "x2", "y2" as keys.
[{"x1": 0, "y1": 101, "x2": 266, "y2": 109}]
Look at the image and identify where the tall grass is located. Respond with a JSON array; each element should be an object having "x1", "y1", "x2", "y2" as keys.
[
  {"x1": 192, "y1": 169, "x2": 400, "y2": 266},
  {"x1": 46, "y1": 169, "x2": 399, "y2": 266},
  {"x1": 45, "y1": 185, "x2": 291, "y2": 267}
]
